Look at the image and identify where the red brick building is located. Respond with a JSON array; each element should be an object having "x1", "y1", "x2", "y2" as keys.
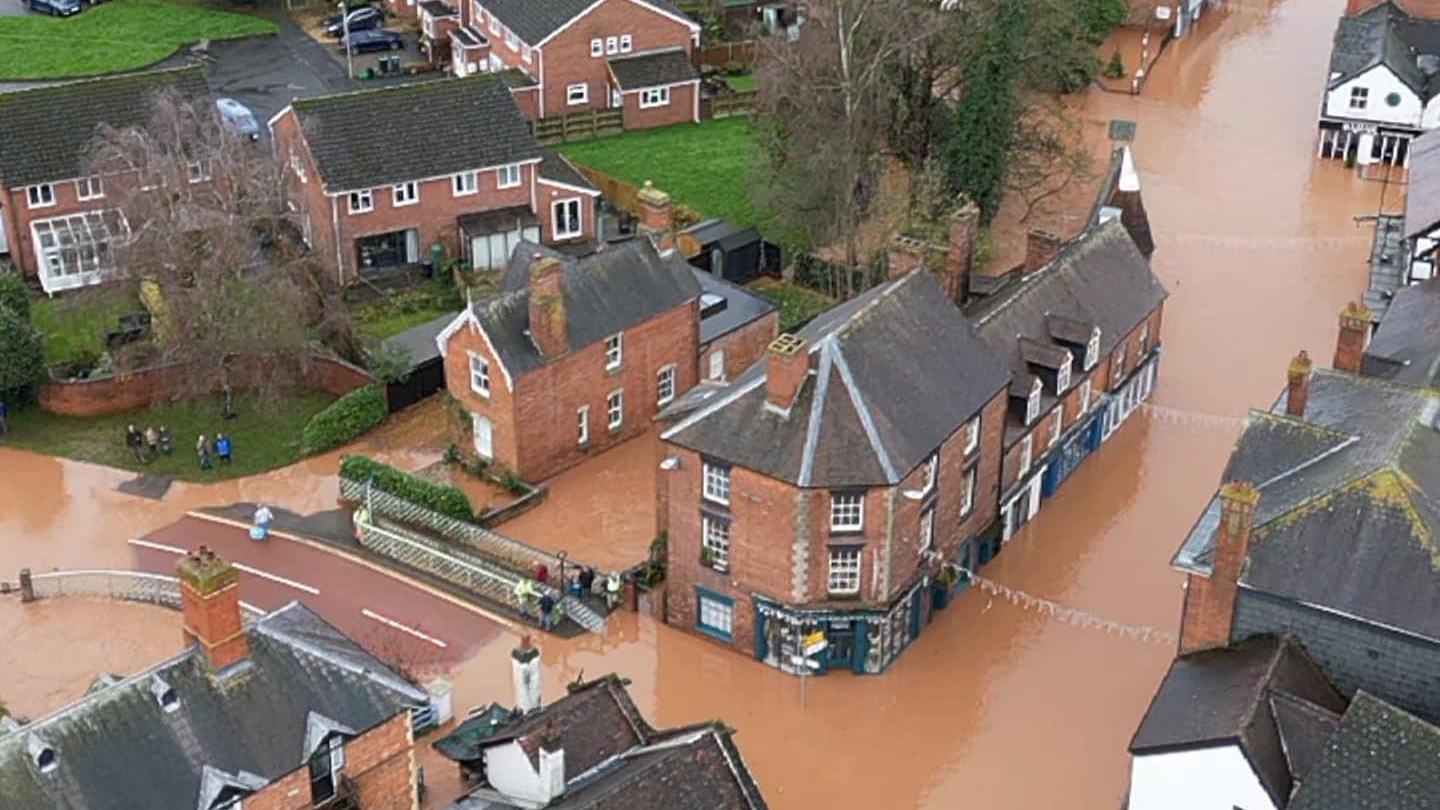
[
  {"x1": 657, "y1": 270, "x2": 1013, "y2": 675},
  {"x1": 269, "y1": 75, "x2": 600, "y2": 285},
  {"x1": 0, "y1": 547, "x2": 428, "y2": 808},
  {"x1": 437, "y1": 236, "x2": 701, "y2": 481},
  {"x1": 0, "y1": 66, "x2": 209, "y2": 294},
  {"x1": 458, "y1": 0, "x2": 701, "y2": 128}
]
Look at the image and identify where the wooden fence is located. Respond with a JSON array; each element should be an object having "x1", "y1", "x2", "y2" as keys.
[
  {"x1": 530, "y1": 109, "x2": 624, "y2": 145},
  {"x1": 703, "y1": 89, "x2": 757, "y2": 120},
  {"x1": 571, "y1": 166, "x2": 705, "y2": 230},
  {"x1": 697, "y1": 40, "x2": 758, "y2": 68}
]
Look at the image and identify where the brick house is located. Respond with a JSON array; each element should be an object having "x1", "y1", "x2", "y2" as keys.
[
  {"x1": 269, "y1": 75, "x2": 600, "y2": 285},
  {"x1": 0, "y1": 547, "x2": 428, "y2": 808},
  {"x1": 965, "y1": 218, "x2": 1168, "y2": 543},
  {"x1": 459, "y1": 0, "x2": 701, "y2": 128},
  {"x1": 0, "y1": 65, "x2": 209, "y2": 294},
  {"x1": 657, "y1": 270, "x2": 1013, "y2": 675},
  {"x1": 437, "y1": 236, "x2": 700, "y2": 481}
]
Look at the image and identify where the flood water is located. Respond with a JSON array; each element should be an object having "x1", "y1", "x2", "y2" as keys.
[{"x1": 0, "y1": 0, "x2": 1397, "y2": 806}]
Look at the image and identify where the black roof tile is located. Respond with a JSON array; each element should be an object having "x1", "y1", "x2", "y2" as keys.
[
  {"x1": 1362, "y1": 278, "x2": 1440, "y2": 387},
  {"x1": 607, "y1": 47, "x2": 699, "y2": 90},
  {"x1": 479, "y1": 0, "x2": 693, "y2": 45},
  {"x1": 1289, "y1": 691, "x2": 1440, "y2": 810}
]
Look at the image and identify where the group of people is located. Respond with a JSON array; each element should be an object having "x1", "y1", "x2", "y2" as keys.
[
  {"x1": 515, "y1": 562, "x2": 622, "y2": 631},
  {"x1": 195, "y1": 433, "x2": 233, "y2": 471},
  {"x1": 123, "y1": 424, "x2": 173, "y2": 464}
]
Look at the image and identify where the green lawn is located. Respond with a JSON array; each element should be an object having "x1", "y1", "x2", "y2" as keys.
[
  {"x1": 353, "y1": 281, "x2": 463, "y2": 342},
  {"x1": 748, "y1": 277, "x2": 834, "y2": 332},
  {"x1": 0, "y1": 391, "x2": 335, "y2": 481},
  {"x1": 723, "y1": 73, "x2": 758, "y2": 93},
  {"x1": 0, "y1": 0, "x2": 276, "y2": 80},
  {"x1": 559, "y1": 117, "x2": 766, "y2": 230},
  {"x1": 29, "y1": 286, "x2": 140, "y2": 368}
]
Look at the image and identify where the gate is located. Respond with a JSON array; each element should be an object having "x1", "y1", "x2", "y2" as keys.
[{"x1": 385, "y1": 357, "x2": 445, "y2": 413}]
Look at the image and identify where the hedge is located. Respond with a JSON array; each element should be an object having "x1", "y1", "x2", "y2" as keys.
[
  {"x1": 339, "y1": 454, "x2": 475, "y2": 522},
  {"x1": 0, "y1": 273, "x2": 29, "y2": 321},
  {"x1": 302, "y1": 384, "x2": 387, "y2": 453}
]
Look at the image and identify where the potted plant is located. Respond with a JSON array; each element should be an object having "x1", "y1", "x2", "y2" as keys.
[{"x1": 700, "y1": 546, "x2": 726, "y2": 573}]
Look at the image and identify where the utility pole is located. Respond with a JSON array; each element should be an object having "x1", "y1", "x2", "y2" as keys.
[{"x1": 342, "y1": 1, "x2": 354, "y2": 80}]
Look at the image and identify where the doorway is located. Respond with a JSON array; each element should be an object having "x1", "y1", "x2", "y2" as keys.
[
  {"x1": 472, "y1": 413, "x2": 493, "y2": 459},
  {"x1": 356, "y1": 229, "x2": 419, "y2": 272}
]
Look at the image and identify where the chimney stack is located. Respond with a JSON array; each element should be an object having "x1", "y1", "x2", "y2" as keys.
[
  {"x1": 1178, "y1": 482, "x2": 1260, "y2": 655},
  {"x1": 1285, "y1": 350, "x2": 1313, "y2": 418},
  {"x1": 636, "y1": 180, "x2": 673, "y2": 251},
  {"x1": 764, "y1": 334, "x2": 809, "y2": 415},
  {"x1": 1333, "y1": 301, "x2": 1371, "y2": 373},
  {"x1": 943, "y1": 199, "x2": 980, "y2": 305},
  {"x1": 177, "y1": 546, "x2": 248, "y2": 671},
  {"x1": 886, "y1": 236, "x2": 925, "y2": 280},
  {"x1": 529, "y1": 255, "x2": 568, "y2": 361},
  {"x1": 512, "y1": 634, "x2": 541, "y2": 714},
  {"x1": 1024, "y1": 229, "x2": 1062, "y2": 273}
]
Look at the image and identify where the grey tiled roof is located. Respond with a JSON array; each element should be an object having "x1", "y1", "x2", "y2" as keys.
[
  {"x1": 0, "y1": 66, "x2": 210, "y2": 189},
  {"x1": 1289, "y1": 691, "x2": 1440, "y2": 810},
  {"x1": 1365, "y1": 214, "x2": 1408, "y2": 320},
  {"x1": 693, "y1": 267, "x2": 775, "y2": 344},
  {"x1": 1328, "y1": 2, "x2": 1440, "y2": 101},
  {"x1": 383, "y1": 310, "x2": 462, "y2": 365},
  {"x1": 0, "y1": 602, "x2": 426, "y2": 810},
  {"x1": 1362, "y1": 277, "x2": 1440, "y2": 387},
  {"x1": 1172, "y1": 370, "x2": 1440, "y2": 642},
  {"x1": 480, "y1": 0, "x2": 694, "y2": 45},
  {"x1": 607, "y1": 48, "x2": 699, "y2": 91},
  {"x1": 663, "y1": 270, "x2": 1012, "y2": 488},
  {"x1": 538, "y1": 149, "x2": 596, "y2": 191},
  {"x1": 291, "y1": 75, "x2": 541, "y2": 192},
  {"x1": 1405, "y1": 129, "x2": 1440, "y2": 238},
  {"x1": 471, "y1": 238, "x2": 701, "y2": 377},
  {"x1": 1129, "y1": 635, "x2": 1346, "y2": 808}
]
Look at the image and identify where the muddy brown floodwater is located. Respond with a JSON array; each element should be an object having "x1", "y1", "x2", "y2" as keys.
[{"x1": 0, "y1": 0, "x2": 1400, "y2": 807}]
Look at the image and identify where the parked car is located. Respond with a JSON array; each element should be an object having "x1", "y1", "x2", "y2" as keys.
[
  {"x1": 341, "y1": 28, "x2": 403, "y2": 55},
  {"x1": 26, "y1": 0, "x2": 81, "y2": 16},
  {"x1": 215, "y1": 98, "x2": 262, "y2": 142},
  {"x1": 324, "y1": 6, "x2": 383, "y2": 37}
]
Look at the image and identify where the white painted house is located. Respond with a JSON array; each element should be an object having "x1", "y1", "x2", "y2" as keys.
[{"x1": 1318, "y1": 1, "x2": 1440, "y2": 166}]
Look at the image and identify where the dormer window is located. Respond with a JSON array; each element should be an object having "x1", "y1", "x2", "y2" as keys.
[
  {"x1": 1024, "y1": 379, "x2": 1041, "y2": 425},
  {"x1": 921, "y1": 452, "x2": 938, "y2": 495},
  {"x1": 308, "y1": 735, "x2": 345, "y2": 804},
  {"x1": 1085, "y1": 329, "x2": 1100, "y2": 371},
  {"x1": 151, "y1": 674, "x2": 179, "y2": 713},
  {"x1": 1056, "y1": 353, "x2": 1071, "y2": 392}
]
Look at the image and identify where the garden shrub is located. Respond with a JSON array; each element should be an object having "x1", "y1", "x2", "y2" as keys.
[
  {"x1": 303, "y1": 384, "x2": 387, "y2": 453},
  {"x1": 0, "y1": 273, "x2": 30, "y2": 321},
  {"x1": 339, "y1": 454, "x2": 474, "y2": 522},
  {"x1": 0, "y1": 307, "x2": 46, "y2": 405}
]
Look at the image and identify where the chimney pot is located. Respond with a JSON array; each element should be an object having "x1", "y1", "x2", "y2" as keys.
[
  {"x1": 1333, "y1": 301, "x2": 1371, "y2": 373},
  {"x1": 511, "y1": 636, "x2": 541, "y2": 714},
  {"x1": 886, "y1": 236, "x2": 925, "y2": 280},
  {"x1": 636, "y1": 180, "x2": 672, "y2": 244},
  {"x1": 1024, "y1": 228, "x2": 1062, "y2": 273},
  {"x1": 1178, "y1": 481, "x2": 1260, "y2": 655},
  {"x1": 764, "y1": 334, "x2": 809, "y2": 414},
  {"x1": 1285, "y1": 350, "x2": 1312, "y2": 418},
  {"x1": 177, "y1": 548, "x2": 248, "y2": 671}
]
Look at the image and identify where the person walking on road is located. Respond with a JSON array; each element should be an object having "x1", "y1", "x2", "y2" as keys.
[
  {"x1": 196, "y1": 434, "x2": 212, "y2": 471},
  {"x1": 126, "y1": 425, "x2": 146, "y2": 463},
  {"x1": 538, "y1": 591, "x2": 556, "y2": 631},
  {"x1": 604, "y1": 572, "x2": 621, "y2": 610},
  {"x1": 251, "y1": 504, "x2": 274, "y2": 541}
]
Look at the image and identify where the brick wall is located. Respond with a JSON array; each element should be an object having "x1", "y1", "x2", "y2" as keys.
[
  {"x1": 618, "y1": 81, "x2": 698, "y2": 129},
  {"x1": 1, "y1": 172, "x2": 138, "y2": 282},
  {"x1": 537, "y1": 0, "x2": 695, "y2": 119},
  {"x1": 446, "y1": 316, "x2": 523, "y2": 470},
  {"x1": 244, "y1": 712, "x2": 416, "y2": 810},
  {"x1": 534, "y1": 178, "x2": 597, "y2": 246},
  {"x1": 271, "y1": 111, "x2": 341, "y2": 283},
  {"x1": 510, "y1": 86, "x2": 541, "y2": 120},
  {"x1": 700, "y1": 309, "x2": 779, "y2": 381}
]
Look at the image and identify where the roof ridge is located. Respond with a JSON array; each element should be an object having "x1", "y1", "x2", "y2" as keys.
[
  {"x1": 294, "y1": 73, "x2": 503, "y2": 109},
  {"x1": 1244, "y1": 409, "x2": 1354, "y2": 444},
  {"x1": 973, "y1": 221, "x2": 1124, "y2": 328},
  {"x1": 0, "y1": 63, "x2": 205, "y2": 103},
  {"x1": 830, "y1": 341, "x2": 898, "y2": 482}
]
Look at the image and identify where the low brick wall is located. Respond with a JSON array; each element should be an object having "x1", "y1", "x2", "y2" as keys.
[
  {"x1": 38, "y1": 355, "x2": 373, "y2": 418},
  {"x1": 572, "y1": 166, "x2": 704, "y2": 230}
]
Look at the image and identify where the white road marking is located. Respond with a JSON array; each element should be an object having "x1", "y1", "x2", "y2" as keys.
[
  {"x1": 361, "y1": 608, "x2": 448, "y2": 649},
  {"x1": 127, "y1": 538, "x2": 320, "y2": 595}
]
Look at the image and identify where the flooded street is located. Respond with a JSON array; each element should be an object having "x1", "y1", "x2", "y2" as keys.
[{"x1": 0, "y1": 0, "x2": 1396, "y2": 807}]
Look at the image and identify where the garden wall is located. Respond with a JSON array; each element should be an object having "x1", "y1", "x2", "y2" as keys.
[
  {"x1": 572, "y1": 166, "x2": 704, "y2": 230},
  {"x1": 38, "y1": 355, "x2": 372, "y2": 418}
]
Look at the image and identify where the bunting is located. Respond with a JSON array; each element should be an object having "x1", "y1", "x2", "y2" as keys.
[{"x1": 960, "y1": 568, "x2": 1177, "y2": 646}]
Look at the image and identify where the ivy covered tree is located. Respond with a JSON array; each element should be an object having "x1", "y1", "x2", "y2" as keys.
[
  {"x1": 0, "y1": 273, "x2": 30, "y2": 322},
  {"x1": 0, "y1": 305, "x2": 47, "y2": 405},
  {"x1": 944, "y1": 0, "x2": 1023, "y2": 223}
]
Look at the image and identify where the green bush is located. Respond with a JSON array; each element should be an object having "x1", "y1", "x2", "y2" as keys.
[
  {"x1": 1080, "y1": 0, "x2": 1128, "y2": 40},
  {"x1": 1104, "y1": 49, "x2": 1126, "y2": 80},
  {"x1": 0, "y1": 273, "x2": 30, "y2": 321},
  {"x1": 0, "y1": 307, "x2": 46, "y2": 405},
  {"x1": 339, "y1": 454, "x2": 475, "y2": 522},
  {"x1": 302, "y1": 384, "x2": 387, "y2": 453}
]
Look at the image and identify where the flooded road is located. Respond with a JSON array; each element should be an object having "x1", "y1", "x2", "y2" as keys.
[{"x1": 0, "y1": 0, "x2": 1395, "y2": 807}]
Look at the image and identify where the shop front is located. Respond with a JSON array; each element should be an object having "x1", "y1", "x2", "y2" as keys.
[{"x1": 752, "y1": 581, "x2": 928, "y2": 676}]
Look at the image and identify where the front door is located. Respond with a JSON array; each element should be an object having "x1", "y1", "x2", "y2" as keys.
[{"x1": 472, "y1": 413, "x2": 493, "y2": 459}]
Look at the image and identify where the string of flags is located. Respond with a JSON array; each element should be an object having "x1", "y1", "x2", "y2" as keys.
[
  {"x1": 959, "y1": 568, "x2": 1177, "y2": 647},
  {"x1": 1165, "y1": 232, "x2": 1372, "y2": 251},
  {"x1": 1138, "y1": 401, "x2": 1249, "y2": 430}
]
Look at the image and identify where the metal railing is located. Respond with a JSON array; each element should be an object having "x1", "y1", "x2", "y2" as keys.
[{"x1": 24, "y1": 569, "x2": 266, "y2": 618}]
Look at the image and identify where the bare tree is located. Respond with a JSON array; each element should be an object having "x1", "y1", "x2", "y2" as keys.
[
  {"x1": 85, "y1": 89, "x2": 354, "y2": 408},
  {"x1": 1005, "y1": 97, "x2": 1094, "y2": 222}
]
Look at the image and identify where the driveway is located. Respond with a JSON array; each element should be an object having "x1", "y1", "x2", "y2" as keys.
[
  {"x1": 201, "y1": 16, "x2": 354, "y2": 128},
  {"x1": 0, "y1": 0, "x2": 25, "y2": 15}
]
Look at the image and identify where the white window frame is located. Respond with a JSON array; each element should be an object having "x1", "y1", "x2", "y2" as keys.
[
  {"x1": 488, "y1": 10, "x2": 500, "y2": 35},
  {"x1": 468, "y1": 352, "x2": 490, "y2": 397},
  {"x1": 577, "y1": 405, "x2": 589, "y2": 445},
  {"x1": 919, "y1": 508, "x2": 935, "y2": 553},
  {"x1": 963, "y1": 415, "x2": 980, "y2": 455},
  {"x1": 1350, "y1": 86, "x2": 1369, "y2": 110},
  {"x1": 619, "y1": 34, "x2": 632, "y2": 52},
  {"x1": 453, "y1": 171, "x2": 477, "y2": 196},
  {"x1": 348, "y1": 189, "x2": 374, "y2": 214},
  {"x1": 553, "y1": 197, "x2": 583, "y2": 239},
  {"x1": 75, "y1": 176, "x2": 104, "y2": 201},
  {"x1": 959, "y1": 466, "x2": 976, "y2": 518},
  {"x1": 504, "y1": 28, "x2": 518, "y2": 50},
  {"x1": 522, "y1": 44, "x2": 532, "y2": 63},
  {"x1": 496, "y1": 163, "x2": 522, "y2": 189},
  {"x1": 830, "y1": 492, "x2": 864, "y2": 533},
  {"x1": 566, "y1": 82, "x2": 589, "y2": 106},
  {"x1": 26, "y1": 183, "x2": 54, "y2": 209},
  {"x1": 605, "y1": 35, "x2": 618, "y2": 54},
  {"x1": 1056, "y1": 356, "x2": 1071, "y2": 392},
  {"x1": 697, "y1": 592, "x2": 734, "y2": 638},
  {"x1": 657, "y1": 364, "x2": 676, "y2": 406},
  {"x1": 827, "y1": 548, "x2": 861, "y2": 595},
  {"x1": 604, "y1": 332, "x2": 623, "y2": 370},
  {"x1": 1085, "y1": 330, "x2": 1100, "y2": 370},
  {"x1": 186, "y1": 160, "x2": 209, "y2": 184},
  {"x1": 708, "y1": 348, "x2": 725, "y2": 381},
  {"x1": 639, "y1": 86, "x2": 671, "y2": 109},
  {"x1": 606, "y1": 389, "x2": 623, "y2": 430},
  {"x1": 921, "y1": 452, "x2": 938, "y2": 495},
  {"x1": 702, "y1": 462, "x2": 730, "y2": 505},
  {"x1": 702, "y1": 514, "x2": 730, "y2": 569},
  {"x1": 590, "y1": 38, "x2": 603, "y2": 57},
  {"x1": 1080, "y1": 379, "x2": 1092, "y2": 414},
  {"x1": 1113, "y1": 346, "x2": 1127, "y2": 386},
  {"x1": 393, "y1": 182, "x2": 419, "y2": 207},
  {"x1": 1048, "y1": 407, "x2": 1062, "y2": 448},
  {"x1": 1025, "y1": 383, "x2": 1041, "y2": 425},
  {"x1": 1019, "y1": 435, "x2": 1034, "y2": 476},
  {"x1": 290, "y1": 150, "x2": 308, "y2": 184},
  {"x1": 1138, "y1": 323, "x2": 1150, "y2": 356}
]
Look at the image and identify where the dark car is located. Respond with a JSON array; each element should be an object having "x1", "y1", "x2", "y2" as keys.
[
  {"x1": 341, "y1": 28, "x2": 403, "y2": 55},
  {"x1": 324, "y1": 6, "x2": 383, "y2": 37},
  {"x1": 26, "y1": 0, "x2": 81, "y2": 16}
]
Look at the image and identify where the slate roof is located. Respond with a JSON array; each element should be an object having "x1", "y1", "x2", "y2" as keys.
[
  {"x1": 1328, "y1": 1, "x2": 1440, "y2": 101},
  {"x1": 608, "y1": 47, "x2": 700, "y2": 91},
  {"x1": 290, "y1": 75, "x2": 541, "y2": 192},
  {"x1": 1362, "y1": 277, "x2": 1440, "y2": 387},
  {"x1": 479, "y1": 0, "x2": 694, "y2": 45},
  {"x1": 383, "y1": 309, "x2": 462, "y2": 365},
  {"x1": 663, "y1": 270, "x2": 1011, "y2": 488},
  {"x1": 0, "y1": 602, "x2": 426, "y2": 810},
  {"x1": 1173, "y1": 369, "x2": 1440, "y2": 643},
  {"x1": 1288, "y1": 691, "x2": 1440, "y2": 810},
  {"x1": 1129, "y1": 635, "x2": 1346, "y2": 808},
  {"x1": 538, "y1": 149, "x2": 597, "y2": 191},
  {"x1": 419, "y1": 0, "x2": 457, "y2": 15},
  {"x1": 452, "y1": 238, "x2": 700, "y2": 377},
  {"x1": 1365, "y1": 214, "x2": 1409, "y2": 320},
  {"x1": 693, "y1": 267, "x2": 776, "y2": 345},
  {"x1": 1405, "y1": 129, "x2": 1440, "y2": 238},
  {"x1": 0, "y1": 65, "x2": 210, "y2": 189}
]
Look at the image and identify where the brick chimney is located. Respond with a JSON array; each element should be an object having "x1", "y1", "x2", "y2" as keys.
[
  {"x1": 1024, "y1": 229, "x2": 1062, "y2": 273},
  {"x1": 1286, "y1": 350, "x2": 1313, "y2": 418},
  {"x1": 529, "y1": 255, "x2": 568, "y2": 361},
  {"x1": 764, "y1": 333, "x2": 809, "y2": 415},
  {"x1": 1178, "y1": 482, "x2": 1260, "y2": 655},
  {"x1": 637, "y1": 180, "x2": 673, "y2": 250},
  {"x1": 943, "y1": 200, "x2": 980, "y2": 305},
  {"x1": 886, "y1": 236, "x2": 925, "y2": 280},
  {"x1": 1333, "y1": 301, "x2": 1371, "y2": 373},
  {"x1": 512, "y1": 634, "x2": 541, "y2": 714},
  {"x1": 177, "y1": 546, "x2": 248, "y2": 671}
]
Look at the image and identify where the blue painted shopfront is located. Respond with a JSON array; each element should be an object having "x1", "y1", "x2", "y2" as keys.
[
  {"x1": 752, "y1": 581, "x2": 927, "y2": 676},
  {"x1": 1041, "y1": 409, "x2": 1103, "y2": 497}
]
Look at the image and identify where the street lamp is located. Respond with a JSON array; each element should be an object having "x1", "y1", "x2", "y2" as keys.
[{"x1": 341, "y1": 1, "x2": 355, "y2": 80}]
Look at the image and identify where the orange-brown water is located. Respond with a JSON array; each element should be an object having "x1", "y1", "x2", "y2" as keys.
[{"x1": 0, "y1": 0, "x2": 1400, "y2": 806}]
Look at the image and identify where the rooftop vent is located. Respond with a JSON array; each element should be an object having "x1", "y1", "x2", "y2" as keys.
[
  {"x1": 1420, "y1": 54, "x2": 1440, "y2": 75},
  {"x1": 27, "y1": 735, "x2": 56, "y2": 775},
  {"x1": 151, "y1": 674, "x2": 180, "y2": 713}
]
